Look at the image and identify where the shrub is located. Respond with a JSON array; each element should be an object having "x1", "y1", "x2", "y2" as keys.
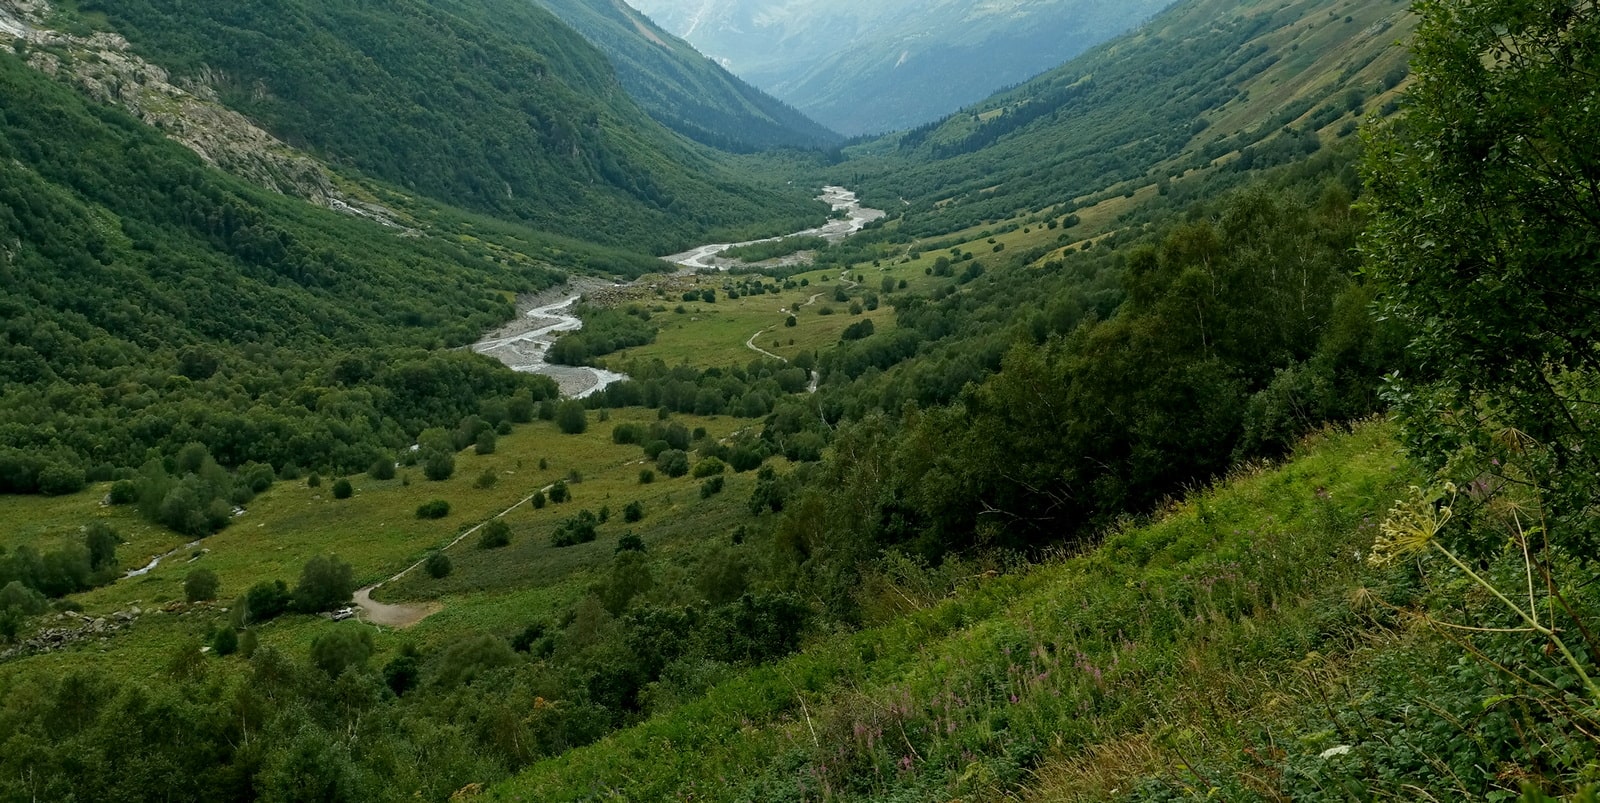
[
  {"x1": 700, "y1": 476, "x2": 725, "y2": 499},
  {"x1": 38, "y1": 462, "x2": 86, "y2": 496},
  {"x1": 643, "y1": 439, "x2": 671, "y2": 459},
  {"x1": 422, "y1": 450, "x2": 455, "y2": 481},
  {"x1": 478, "y1": 520, "x2": 511, "y2": 549},
  {"x1": 292, "y1": 554, "x2": 355, "y2": 613},
  {"x1": 785, "y1": 315, "x2": 797, "y2": 327},
  {"x1": 331, "y1": 478, "x2": 353, "y2": 499},
  {"x1": 729, "y1": 446, "x2": 764, "y2": 472},
  {"x1": 108, "y1": 479, "x2": 137, "y2": 505},
  {"x1": 656, "y1": 449, "x2": 689, "y2": 478},
  {"x1": 532, "y1": 490, "x2": 547, "y2": 509},
  {"x1": 475, "y1": 470, "x2": 498, "y2": 489},
  {"x1": 475, "y1": 430, "x2": 497, "y2": 455},
  {"x1": 623, "y1": 500, "x2": 644, "y2": 522},
  {"x1": 556, "y1": 400, "x2": 588, "y2": 434},
  {"x1": 615, "y1": 532, "x2": 646, "y2": 553},
  {"x1": 307, "y1": 473, "x2": 322, "y2": 489},
  {"x1": 638, "y1": 469, "x2": 655, "y2": 485},
  {"x1": 692, "y1": 457, "x2": 726, "y2": 478},
  {"x1": 368, "y1": 456, "x2": 396, "y2": 480},
  {"x1": 425, "y1": 551, "x2": 452, "y2": 579},
  {"x1": 550, "y1": 510, "x2": 599, "y2": 547},
  {"x1": 549, "y1": 480, "x2": 570, "y2": 503},
  {"x1": 310, "y1": 627, "x2": 373, "y2": 677},
  {"x1": 211, "y1": 626, "x2": 238, "y2": 657},
  {"x1": 416, "y1": 499, "x2": 451, "y2": 519},
  {"x1": 239, "y1": 580, "x2": 290, "y2": 625},
  {"x1": 185, "y1": 568, "x2": 220, "y2": 602},
  {"x1": 613, "y1": 423, "x2": 646, "y2": 444}
]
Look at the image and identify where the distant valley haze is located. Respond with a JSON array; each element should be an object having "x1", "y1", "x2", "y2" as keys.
[{"x1": 625, "y1": 0, "x2": 1177, "y2": 134}]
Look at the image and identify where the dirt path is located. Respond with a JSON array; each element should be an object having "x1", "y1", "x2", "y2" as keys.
[{"x1": 352, "y1": 485, "x2": 552, "y2": 629}]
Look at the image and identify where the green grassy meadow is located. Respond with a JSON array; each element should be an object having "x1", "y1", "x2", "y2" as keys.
[{"x1": 490, "y1": 422, "x2": 1417, "y2": 800}]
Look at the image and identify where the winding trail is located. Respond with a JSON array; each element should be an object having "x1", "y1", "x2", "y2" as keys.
[
  {"x1": 740, "y1": 275, "x2": 859, "y2": 393},
  {"x1": 353, "y1": 484, "x2": 554, "y2": 628}
]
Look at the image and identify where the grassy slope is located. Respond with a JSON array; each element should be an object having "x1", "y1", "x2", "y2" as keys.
[
  {"x1": 0, "y1": 408, "x2": 754, "y2": 677},
  {"x1": 490, "y1": 422, "x2": 1415, "y2": 799}
]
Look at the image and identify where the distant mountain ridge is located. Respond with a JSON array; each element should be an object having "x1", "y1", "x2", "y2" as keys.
[
  {"x1": 532, "y1": 0, "x2": 841, "y2": 152},
  {"x1": 627, "y1": 0, "x2": 1176, "y2": 135}
]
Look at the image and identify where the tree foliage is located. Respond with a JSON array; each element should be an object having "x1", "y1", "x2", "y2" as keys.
[{"x1": 1363, "y1": 0, "x2": 1600, "y2": 554}]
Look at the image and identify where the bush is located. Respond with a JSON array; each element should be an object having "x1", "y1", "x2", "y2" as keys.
[
  {"x1": 425, "y1": 551, "x2": 452, "y2": 579},
  {"x1": 292, "y1": 554, "x2": 355, "y2": 613},
  {"x1": 310, "y1": 627, "x2": 373, "y2": 677},
  {"x1": 623, "y1": 500, "x2": 644, "y2": 522},
  {"x1": 548, "y1": 480, "x2": 570, "y2": 504},
  {"x1": 475, "y1": 470, "x2": 498, "y2": 489},
  {"x1": 416, "y1": 499, "x2": 451, "y2": 519},
  {"x1": 550, "y1": 510, "x2": 599, "y2": 547},
  {"x1": 556, "y1": 400, "x2": 588, "y2": 434},
  {"x1": 785, "y1": 315, "x2": 797, "y2": 327},
  {"x1": 729, "y1": 447, "x2": 764, "y2": 472},
  {"x1": 211, "y1": 626, "x2": 238, "y2": 656},
  {"x1": 615, "y1": 532, "x2": 646, "y2": 553},
  {"x1": 475, "y1": 430, "x2": 497, "y2": 455},
  {"x1": 692, "y1": 457, "x2": 726, "y2": 478},
  {"x1": 700, "y1": 476, "x2": 725, "y2": 498},
  {"x1": 643, "y1": 439, "x2": 671, "y2": 460},
  {"x1": 239, "y1": 580, "x2": 290, "y2": 624},
  {"x1": 612, "y1": 423, "x2": 646, "y2": 444},
  {"x1": 656, "y1": 449, "x2": 689, "y2": 478},
  {"x1": 368, "y1": 456, "x2": 396, "y2": 480},
  {"x1": 638, "y1": 469, "x2": 655, "y2": 484},
  {"x1": 108, "y1": 479, "x2": 137, "y2": 505},
  {"x1": 185, "y1": 568, "x2": 221, "y2": 602},
  {"x1": 38, "y1": 462, "x2": 85, "y2": 496},
  {"x1": 422, "y1": 450, "x2": 455, "y2": 481},
  {"x1": 331, "y1": 478, "x2": 353, "y2": 499},
  {"x1": 308, "y1": 473, "x2": 322, "y2": 489},
  {"x1": 532, "y1": 490, "x2": 547, "y2": 509},
  {"x1": 841, "y1": 319, "x2": 875, "y2": 341},
  {"x1": 478, "y1": 520, "x2": 511, "y2": 549}
]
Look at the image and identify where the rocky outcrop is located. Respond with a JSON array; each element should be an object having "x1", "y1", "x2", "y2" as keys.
[{"x1": 0, "y1": 0, "x2": 412, "y2": 231}]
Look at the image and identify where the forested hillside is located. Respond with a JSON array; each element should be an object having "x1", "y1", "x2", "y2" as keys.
[
  {"x1": 72, "y1": 0, "x2": 823, "y2": 252},
  {"x1": 851, "y1": 0, "x2": 1413, "y2": 236},
  {"x1": 532, "y1": 0, "x2": 841, "y2": 152},
  {"x1": 0, "y1": 51, "x2": 560, "y2": 493}
]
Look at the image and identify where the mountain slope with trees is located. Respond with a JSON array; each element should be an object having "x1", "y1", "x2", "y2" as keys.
[
  {"x1": 70, "y1": 0, "x2": 823, "y2": 253},
  {"x1": 848, "y1": 0, "x2": 1414, "y2": 236},
  {"x1": 531, "y1": 0, "x2": 841, "y2": 152}
]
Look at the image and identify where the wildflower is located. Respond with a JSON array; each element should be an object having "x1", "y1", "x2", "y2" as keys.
[{"x1": 1368, "y1": 483, "x2": 1455, "y2": 566}]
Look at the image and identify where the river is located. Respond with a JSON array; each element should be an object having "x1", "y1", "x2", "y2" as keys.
[
  {"x1": 469, "y1": 186, "x2": 884, "y2": 397},
  {"x1": 663, "y1": 185, "x2": 885, "y2": 270}
]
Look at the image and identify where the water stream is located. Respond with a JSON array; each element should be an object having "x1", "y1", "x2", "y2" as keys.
[{"x1": 470, "y1": 186, "x2": 884, "y2": 397}]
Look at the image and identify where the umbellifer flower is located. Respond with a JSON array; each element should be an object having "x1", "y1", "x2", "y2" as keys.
[{"x1": 1368, "y1": 483, "x2": 1455, "y2": 566}]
